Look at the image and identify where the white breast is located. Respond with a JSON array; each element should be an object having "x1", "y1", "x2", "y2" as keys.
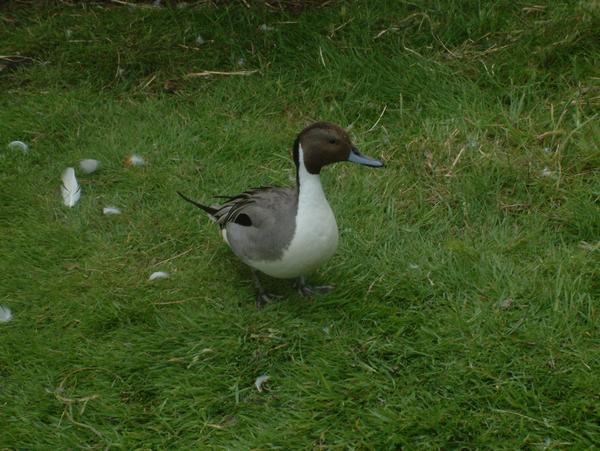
[{"x1": 248, "y1": 146, "x2": 338, "y2": 279}]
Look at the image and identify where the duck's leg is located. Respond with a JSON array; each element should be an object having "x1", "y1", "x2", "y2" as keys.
[
  {"x1": 251, "y1": 270, "x2": 281, "y2": 308},
  {"x1": 294, "y1": 276, "x2": 334, "y2": 297}
]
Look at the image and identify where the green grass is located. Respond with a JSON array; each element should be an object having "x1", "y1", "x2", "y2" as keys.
[{"x1": 1, "y1": 0, "x2": 599, "y2": 448}]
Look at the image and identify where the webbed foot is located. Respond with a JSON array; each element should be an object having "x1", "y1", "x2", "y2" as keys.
[
  {"x1": 255, "y1": 291, "x2": 282, "y2": 308},
  {"x1": 252, "y1": 270, "x2": 282, "y2": 308},
  {"x1": 294, "y1": 277, "x2": 334, "y2": 297}
]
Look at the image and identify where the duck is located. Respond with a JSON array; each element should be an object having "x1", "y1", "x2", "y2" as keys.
[{"x1": 178, "y1": 122, "x2": 383, "y2": 307}]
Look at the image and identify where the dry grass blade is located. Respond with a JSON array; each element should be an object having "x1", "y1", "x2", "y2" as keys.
[
  {"x1": 185, "y1": 70, "x2": 258, "y2": 77},
  {"x1": 0, "y1": 55, "x2": 35, "y2": 72},
  {"x1": 64, "y1": 408, "x2": 104, "y2": 438},
  {"x1": 445, "y1": 146, "x2": 466, "y2": 176},
  {"x1": 110, "y1": 0, "x2": 157, "y2": 8},
  {"x1": 368, "y1": 105, "x2": 387, "y2": 132}
]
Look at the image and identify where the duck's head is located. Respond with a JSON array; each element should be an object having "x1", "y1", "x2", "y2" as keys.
[{"x1": 293, "y1": 122, "x2": 384, "y2": 174}]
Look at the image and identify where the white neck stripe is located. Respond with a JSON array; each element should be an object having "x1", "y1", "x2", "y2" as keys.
[{"x1": 297, "y1": 144, "x2": 324, "y2": 196}]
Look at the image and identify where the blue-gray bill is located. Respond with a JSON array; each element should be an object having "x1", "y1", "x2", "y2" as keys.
[{"x1": 347, "y1": 148, "x2": 384, "y2": 167}]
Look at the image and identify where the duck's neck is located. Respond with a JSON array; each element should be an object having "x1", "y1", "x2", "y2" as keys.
[{"x1": 295, "y1": 144, "x2": 327, "y2": 205}]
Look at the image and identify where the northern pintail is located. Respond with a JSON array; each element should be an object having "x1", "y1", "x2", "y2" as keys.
[{"x1": 179, "y1": 122, "x2": 383, "y2": 307}]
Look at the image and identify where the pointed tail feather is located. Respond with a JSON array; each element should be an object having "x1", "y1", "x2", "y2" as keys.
[{"x1": 177, "y1": 191, "x2": 219, "y2": 217}]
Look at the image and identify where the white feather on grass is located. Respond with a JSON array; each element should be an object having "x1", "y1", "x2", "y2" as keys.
[
  {"x1": 103, "y1": 206, "x2": 121, "y2": 215},
  {"x1": 259, "y1": 24, "x2": 274, "y2": 32},
  {"x1": 0, "y1": 305, "x2": 12, "y2": 323},
  {"x1": 8, "y1": 140, "x2": 29, "y2": 153},
  {"x1": 149, "y1": 271, "x2": 169, "y2": 281},
  {"x1": 80, "y1": 159, "x2": 101, "y2": 174},
  {"x1": 541, "y1": 167, "x2": 553, "y2": 177},
  {"x1": 125, "y1": 154, "x2": 145, "y2": 167},
  {"x1": 61, "y1": 167, "x2": 81, "y2": 207},
  {"x1": 255, "y1": 375, "x2": 270, "y2": 392}
]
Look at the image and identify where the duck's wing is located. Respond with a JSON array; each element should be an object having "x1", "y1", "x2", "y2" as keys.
[
  {"x1": 179, "y1": 187, "x2": 298, "y2": 261},
  {"x1": 222, "y1": 187, "x2": 298, "y2": 262},
  {"x1": 178, "y1": 188, "x2": 274, "y2": 227},
  {"x1": 212, "y1": 186, "x2": 296, "y2": 229}
]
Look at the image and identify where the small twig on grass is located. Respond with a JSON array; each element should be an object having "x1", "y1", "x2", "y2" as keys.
[
  {"x1": 522, "y1": 5, "x2": 546, "y2": 13},
  {"x1": 185, "y1": 70, "x2": 258, "y2": 78},
  {"x1": 491, "y1": 408, "x2": 549, "y2": 425},
  {"x1": 0, "y1": 55, "x2": 35, "y2": 62},
  {"x1": 401, "y1": 38, "x2": 442, "y2": 67},
  {"x1": 152, "y1": 300, "x2": 187, "y2": 305},
  {"x1": 138, "y1": 74, "x2": 157, "y2": 91},
  {"x1": 57, "y1": 367, "x2": 124, "y2": 394},
  {"x1": 319, "y1": 47, "x2": 326, "y2": 67},
  {"x1": 64, "y1": 408, "x2": 104, "y2": 438},
  {"x1": 368, "y1": 105, "x2": 387, "y2": 132},
  {"x1": 110, "y1": 0, "x2": 156, "y2": 8},
  {"x1": 0, "y1": 55, "x2": 35, "y2": 72},
  {"x1": 329, "y1": 18, "x2": 353, "y2": 38},
  {"x1": 178, "y1": 43, "x2": 214, "y2": 51},
  {"x1": 367, "y1": 274, "x2": 384, "y2": 295},
  {"x1": 374, "y1": 12, "x2": 456, "y2": 56},
  {"x1": 151, "y1": 247, "x2": 193, "y2": 267},
  {"x1": 373, "y1": 13, "x2": 427, "y2": 39},
  {"x1": 114, "y1": 48, "x2": 122, "y2": 80},
  {"x1": 500, "y1": 202, "x2": 531, "y2": 211},
  {"x1": 536, "y1": 130, "x2": 564, "y2": 141},
  {"x1": 374, "y1": 27, "x2": 398, "y2": 39},
  {"x1": 55, "y1": 392, "x2": 99, "y2": 404},
  {"x1": 445, "y1": 146, "x2": 466, "y2": 177},
  {"x1": 53, "y1": 368, "x2": 111, "y2": 440}
]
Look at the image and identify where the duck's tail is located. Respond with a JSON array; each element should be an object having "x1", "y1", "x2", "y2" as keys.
[{"x1": 177, "y1": 191, "x2": 219, "y2": 218}]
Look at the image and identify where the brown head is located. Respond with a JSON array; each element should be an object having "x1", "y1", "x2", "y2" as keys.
[{"x1": 293, "y1": 122, "x2": 384, "y2": 175}]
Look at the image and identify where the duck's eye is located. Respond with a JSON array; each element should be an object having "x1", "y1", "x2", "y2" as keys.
[{"x1": 328, "y1": 138, "x2": 337, "y2": 144}]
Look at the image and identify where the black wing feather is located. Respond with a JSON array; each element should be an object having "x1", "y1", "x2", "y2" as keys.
[
  {"x1": 177, "y1": 191, "x2": 219, "y2": 216},
  {"x1": 178, "y1": 189, "x2": 279, "y2": 228}
]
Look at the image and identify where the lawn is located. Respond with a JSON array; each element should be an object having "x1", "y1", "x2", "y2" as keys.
[{"x1": 1, "y1": 0, "x2": 599, "y2": 448}]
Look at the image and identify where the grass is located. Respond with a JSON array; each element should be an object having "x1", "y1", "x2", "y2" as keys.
[{"x1": 1, "y1": 0, "x2": 599, "y2": 448}]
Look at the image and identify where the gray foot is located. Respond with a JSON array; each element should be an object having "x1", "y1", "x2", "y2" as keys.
[
  {"x1": 294, "y1": 277, "x2": 334, "y2": 297},
  {"x1": 252, "y1": 270, "x2": 282, "y2": 308},
  {"x1": 256, "y1": 291, "x2": 282, "y2": 308}
]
